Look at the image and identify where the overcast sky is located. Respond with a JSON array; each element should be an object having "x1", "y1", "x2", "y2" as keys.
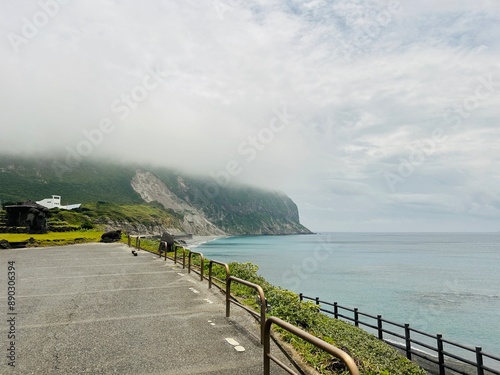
[{"x1": 1, "y1": 1, "x2": 499, "y2": 232}]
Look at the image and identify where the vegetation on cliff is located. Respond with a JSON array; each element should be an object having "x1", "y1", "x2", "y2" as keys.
[{"x1": 0, "y1": 154, "x2": 310, "y2": 235}]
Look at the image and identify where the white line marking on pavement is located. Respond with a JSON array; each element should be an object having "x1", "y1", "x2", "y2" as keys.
[
  {"x1": 204, "y1": 299, "x2": 214, "y2": 304},
  {"x1": 225, "y1": 338, "x2": 240, "y2": 346},
  {"x1": 225, "y1": 338, "x2": 245, "y2": 351}
]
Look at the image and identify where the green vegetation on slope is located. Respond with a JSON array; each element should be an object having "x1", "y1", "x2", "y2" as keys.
[
  {"x1": 0, "y1": 155, "x2": 311, "y2": 235},
  {"x1": 1, "y1": 202, "x2": 183, "y2": 234},
  {"x1": 0, "y1": 230, "x2": 105, "y2": 247},
  {"x1": 0, "y1": 155, "x2": 142, "y2": 204},
  {"x1": 80, "y1": 201, "x2": 182, "y2": 229},
  {"x1": 152, "y1": 168, "x2": 310, "y2": 234}
]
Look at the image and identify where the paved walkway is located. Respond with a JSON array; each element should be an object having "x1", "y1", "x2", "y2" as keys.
[{"x1": 0, "y1": 243, "x2": 294, "y2": 374}]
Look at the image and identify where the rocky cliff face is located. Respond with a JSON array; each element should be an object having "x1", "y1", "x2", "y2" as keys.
[
  {"x1": 134, "y1": 169, "x2": 312, "y2": 236},
  {"x1": 0, "y1": 155, "x2": 311, "y2": 236},
  {"x1": 130, "y1": 171, "x2": 226, "y2": 236}
]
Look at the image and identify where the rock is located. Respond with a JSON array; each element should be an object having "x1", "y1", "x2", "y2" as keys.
[
  {"x1": 0, "y1": 240, "x2": 11, "y2": 249},
  {"x1": 101, "y1": 230, "x2": 122, "y2": 243}
]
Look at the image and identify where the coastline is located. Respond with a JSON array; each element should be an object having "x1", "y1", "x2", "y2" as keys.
[{"x1": 182, "y1": 235, "x2": 226, "y2": 249}]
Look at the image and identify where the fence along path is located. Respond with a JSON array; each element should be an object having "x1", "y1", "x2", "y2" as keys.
[{"x1": 299, "y1": 294, "x2": 500, "y2": 375}]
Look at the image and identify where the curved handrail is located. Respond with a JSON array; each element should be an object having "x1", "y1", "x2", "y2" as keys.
[
  {"x1": 208, "y1": 260, "x2": 229, "y2": 289},
  {"x1": 226, "y1": 276, "x2": 266, "y2": 344},
  {"x1": 173, "y1": 246, "x2": 186, "y2": 268},
  {"x1": 127, "y1": 235, "x2": 141, "y2": 250},
  {"x1": 264, "y1": 316, "x2": 360, "y2": 375},
  {"x1": 188, "y1": 251, "x2": 205, "y2": 281}
]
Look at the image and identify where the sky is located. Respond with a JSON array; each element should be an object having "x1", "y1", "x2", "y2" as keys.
[{"x1": 1, "y1": 0, "x2": 499, "y2": 232}]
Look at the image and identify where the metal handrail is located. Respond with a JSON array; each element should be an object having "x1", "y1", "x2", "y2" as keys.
[
  {"x1": 264, "y1": 316, "x2": 359, "y2": 375},
  {"x1": 188, "y1": 251, "x2": 204, "y2": 281},
  {"x1": 300, "y1": 294, "x2": 500, "y2": 375},
  {"x1": 208, "y1": 260, "x2": 229, "y2": 289},
  {"x1": 173, "y1": 246, "x2": 186, "y2": 268},
  {"x1": 127, "y1": 235, "x2": 141, "y2": 251},
  {"x1": 226, "y1": 276, "x2": 266, "y2": 344}
]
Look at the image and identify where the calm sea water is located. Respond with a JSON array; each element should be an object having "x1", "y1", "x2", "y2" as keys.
[{"x1": 196, "y1": 233, "x2": 500, "y2": 356}]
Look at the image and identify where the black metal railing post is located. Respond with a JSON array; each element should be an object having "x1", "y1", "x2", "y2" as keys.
[
  {"x1": 437, "y1": 334, "x2": 445, "y2": 375},
  {"x1": 354, "y1": 308, "x2": 359, "y2": 327},
  {"x1": 299, "y1": 293, "x2": 303, "y2": 301},
  {"x1": 377, "y1": 315, "x2": 383, "y2": 340},
  {"x1": 334, "y1": 302, "x2": 338, "y2": 319},
  {"x1": 405, "y1": 324, "x2": 412, "y2": 360},
  {"x1": 315, "y1": 297, "x2": 320, "y2": 305},
  {"x1": 476, "y1": 347, "x2": 484, "y2": 375}
]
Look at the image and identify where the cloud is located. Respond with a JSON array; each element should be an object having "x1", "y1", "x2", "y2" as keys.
[{"x1": 0, "y1": 0, "x2": 499, "y2": 231}]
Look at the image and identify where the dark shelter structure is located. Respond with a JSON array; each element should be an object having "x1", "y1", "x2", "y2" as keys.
[{"x1": 4, "y1": 201, "x2": 50, "y2": 233}]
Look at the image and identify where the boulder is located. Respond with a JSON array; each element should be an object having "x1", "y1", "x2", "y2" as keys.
[
  {"x1": 101, "y1": 230, "x2": 122, "y2": 243},
  {"x1": 0, "y1": 240, "x2": 11, "y2": 249}
]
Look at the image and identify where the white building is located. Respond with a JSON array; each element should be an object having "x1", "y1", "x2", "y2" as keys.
[{"x1": 36, "y1": 195, "x2": 81, "y2": 210}]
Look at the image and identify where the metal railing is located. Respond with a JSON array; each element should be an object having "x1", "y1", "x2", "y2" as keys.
[
  {"x1": 300, "y1": 294, "x2": 500, "y2": 375},
  {"x1": 208, "y1": 260, "x2": 230, "y2": 289},
  {"x1": 173, "y1": 245, "x2": 186, "y2": 268},
  {"x1": 187, "y1": 251, "x2": 205, "y2": 281},
  {"x1": 264, "y1": 316, "x2": 360, "y2": 375},
  {"x1": 226, "y1": 276, "x2": 267, "y2": 344},
  {"x1": 127, "y1": 235, "x2": 141, "y2": 251},
  {"x1": 124, "y1": 239, "x2": 359, "y2": 374}
]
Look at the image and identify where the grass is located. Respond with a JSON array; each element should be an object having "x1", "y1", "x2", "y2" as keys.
[{"x1": 0, "y1": 230, "x2": 104, "y2": 247}]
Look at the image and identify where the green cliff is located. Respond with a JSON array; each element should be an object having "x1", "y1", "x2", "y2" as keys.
[{"x1": 0, "y1": 154, "x2": 311, "y2": 236}]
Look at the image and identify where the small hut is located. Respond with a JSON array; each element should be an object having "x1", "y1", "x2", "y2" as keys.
[{"x1": 4, "y1": 201, "x2": 50, "y2": 233}]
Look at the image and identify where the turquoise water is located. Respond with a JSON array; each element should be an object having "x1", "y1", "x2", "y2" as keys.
[{"x1": 196, "y1": 233, "x2": 500, "y2": 356}]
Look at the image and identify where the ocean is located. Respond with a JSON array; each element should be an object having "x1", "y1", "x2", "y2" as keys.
[{"x1": 195, "y1": 232, "x2": 500, "y2": 357}]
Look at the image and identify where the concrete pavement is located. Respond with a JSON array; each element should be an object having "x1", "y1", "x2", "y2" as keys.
[{"x1": 0, "y1": 243, "x2": 294, "y2": 374}]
